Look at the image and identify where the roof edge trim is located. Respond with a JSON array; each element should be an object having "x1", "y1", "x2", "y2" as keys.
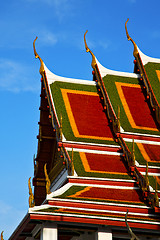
[
  {"x1": 96, "y1": 58, "x2": 139, "y2": 78},
  {"x1": 44, "y1": 64, "x2": 96, "y2": 86},
  {"x1": 138, "y1": 47, "x2": 160, "y2": 65}
]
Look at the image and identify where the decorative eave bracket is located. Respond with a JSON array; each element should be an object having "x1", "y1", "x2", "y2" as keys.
[
  {"x1": 125, "y1": 19, "x2": 139, "y2": 58},
  {"x1": 28, "y1": 177, "x2": 35, "y2": 208},
  {"x1": 44, "y1": 163, "x2": 51, "y2": 194},
  {"x1": 33, "y1": 37, "x2": 45, "y2": 75},
  {"x1": 84, "y1": 30, "x2": 96, "y2": 70}
]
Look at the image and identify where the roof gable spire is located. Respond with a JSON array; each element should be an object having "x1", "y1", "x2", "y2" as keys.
[
  {"x1": 125, "y1": 18, "x2": 138, "y2": 58},
  {"x1": 84, "y1": 30, "x2": 96, "y2": 69},
  {"x1": 33, "y1": 37, "x2": 45, "y2": 75}
]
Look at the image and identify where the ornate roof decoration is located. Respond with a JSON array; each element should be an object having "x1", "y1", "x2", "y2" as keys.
[
  {"x1": 33, "y1": 37, "x2": 44, "y2": 75},
  {"x1": 1, "y1": 231, "x2": 4, "y2": 240},
  {"x1": 9, "y1": 22, "x2": 160, "y2": 240},
  {"x1": 28, "y1": 177, "x2": 35, "y2": 208},
  {"x1": 125, "y1": 18, "x2": 139, "y2": 58},
  {"x1": 84, "y1": 30, "x2": 97, "y2": 69},
  {"x1": 44, "y1": 164, "x2": 51, "y2": 194}
]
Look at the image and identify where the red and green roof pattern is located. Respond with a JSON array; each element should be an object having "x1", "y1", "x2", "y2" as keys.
[
  {"x1": 29, "y1": 177, "x2": 160, "y2": 231},
  {"x1": 138, "y1": 49, "x2": 160, "y2": 106},
  {"x1": 9, "y1": 32, "x2": 160, "y2": 240},
  {"x1": 49, "y1": 80, "x2": 116, "y2": 145},
  {"x1": 35, "y1": 57, "x2": 160, "y2": 230},
  {"x1": 102, "y1": 74, "x2": 159, "y2": 136}
]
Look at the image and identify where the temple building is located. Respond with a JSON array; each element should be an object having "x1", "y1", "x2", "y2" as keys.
[{"x1": 9, "y1": 20, "x2": 160, "y2": 240}]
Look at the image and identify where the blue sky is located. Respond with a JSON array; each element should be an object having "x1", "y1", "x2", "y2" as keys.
[{"x1": 1, "y1": 0, "x2": 160, "y2": 238}]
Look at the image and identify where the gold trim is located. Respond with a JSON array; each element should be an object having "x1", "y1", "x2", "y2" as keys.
[
  {"x1": 71, "y1": 148, "x2": 74, "y2": 176},
  {"x1": 115, "y1": 81, "x2": 158, "y2": 131},
  {"x1": 44, "y1": 164, "x2": 51, "y2": 194},
  {"x1": 84, "y1": 30, "x2": 96, "y2": 69},
  {"x1": 28, "y1": 177, "x2": 35, "y2": 208},
  {"x1": 68, "y1": 186, "x2": 91, "y2": 198},
  {"x1": 125, "y1": 19, "x2": 138, "y2": 58},
  {"x1": 80, "y1": 152, "x2": 127, "y2": 175},
  {"x1": 33, "y1": 37, "x2": 45, "y2": 74},
  {"x1": 61, "y1": 88, "x2": 114, "y2": 141},
  {"x1": 60, "y1": 114, "x2": 63, "y2": 141}
]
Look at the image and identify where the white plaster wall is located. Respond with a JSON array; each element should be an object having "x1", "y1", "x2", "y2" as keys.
[
  {"x1": 40, "y1": 224, "x2": 57, "y2": 240},
  {"x1": 95, "y1": 227, "x2": 112, "y2": 240}
]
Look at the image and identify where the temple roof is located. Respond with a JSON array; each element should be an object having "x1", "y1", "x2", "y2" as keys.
[
  {"x1": 30, "y1": 33, "x2": 160, "y2": 231},
  {"x1": 9, "y1": 23, "x2": 160, "y2": 239},
  {"x1": 34, "y1": 29, "x2": 160, "y2": 221}
]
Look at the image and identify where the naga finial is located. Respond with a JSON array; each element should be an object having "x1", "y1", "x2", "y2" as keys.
[
  {"x1": 125, "y1": 210, "x2": 140, "y2": 240},
  {"x1": 125, "y1": 19, "x2": 138, "y2": 58},
  {"x1": 84, "y1": 30, "x2": 96, "y2": 69},
  {"x1": 33, "y1": 37, "x2": 45, "y2": 75},
  {"x1": 1, "y1": 231, "x2": 4, "y2": 240},
  {"x1": 44, "y1": 163, "x2": 51, "y2": 194},
  {"x1": 28, "y1": 177, "x2": 35, "y2": 208}
]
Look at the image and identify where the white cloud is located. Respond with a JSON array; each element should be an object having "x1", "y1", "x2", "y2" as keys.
[
  {"x1": 52, "y1": 0, "x2": 73, "y2": 21},
  {"x1": 99, "y1": 40, "x2": 110, "y2": 49},
  {"x1": 40, "y1": 31, "x2": 58, "y2": 46},
  {"x1": 0, "y1": 59, "x2": 40, "y2": 92}
]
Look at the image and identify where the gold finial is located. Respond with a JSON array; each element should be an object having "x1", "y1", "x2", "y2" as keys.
[
  {"x1": 60, "y1": 115, "x2": 63, "y2": 141},
  {"x1": 71, "y1": 148, "x2": 74, "y2": 176},
  {"x1": 154, "y1": 177, "x2": 159, "y2": 207},
  {"x1": 125, "y1": 210, "x2": 140, "y2": 240},
  {"x1": 1, "y1": 231, "x2": 4, "y2": 240},
  {"x1": 28, "y1": 177, "x2": 35, "y2": 208},
  {"x1": 145, "y1": 161, "x2": 149, "y2": 188},
  {"x1": 132, "y1": 138, "x2": 135, "y2": 165},
  {"x1": 125, "y1": 19, "x2": 138, "y2": 58},
  {"x1": 84, "y1": 30, "x2": 96, "y2": 69},
  {"x1": 33, "y1": 37, "x2": 45, "y2": 75},
  {"x1": 44, "y1": 164, "x2": 51, "y2": 194}
]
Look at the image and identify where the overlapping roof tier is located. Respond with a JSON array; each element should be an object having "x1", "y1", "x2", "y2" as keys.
[
  {"x1": 30, "y1": 43, "x2": 160, "y2": 231},
  {"x1": 9, "y1": 27, "x2": 160, "y2": 239}
]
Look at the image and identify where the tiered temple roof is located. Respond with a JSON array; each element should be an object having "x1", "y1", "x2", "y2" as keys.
[{"x1": 9, "y1": 21, "x2": 160, "y2": 240}]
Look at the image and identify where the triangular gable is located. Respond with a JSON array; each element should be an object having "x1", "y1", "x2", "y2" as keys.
[
  {"x1": 45, "y1": 72, "x2": 117, "y2": 145},
  {"x1": 125, "y1": 19, "x2": 160, "y2": 126},
  {"x1": 102, "y1": 72, "x2": 160, "y2": 135},
  {"x1": 137, "y1": 48, "x2": 160, "y2": 106}
]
